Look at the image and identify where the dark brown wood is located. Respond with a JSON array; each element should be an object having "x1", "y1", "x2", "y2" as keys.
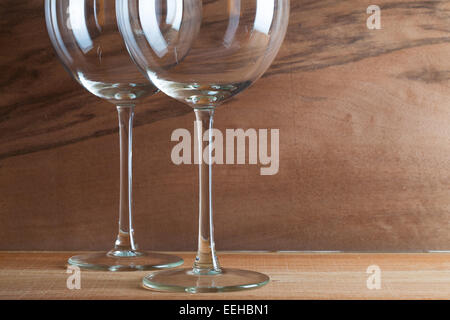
[{"x1": 1, "y1": 0, "x2": 450, "y2": 251}]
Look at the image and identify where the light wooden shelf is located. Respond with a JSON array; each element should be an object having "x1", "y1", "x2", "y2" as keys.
[{"x1": 0, "y1": 252, "x2": 449, "y2": 299}]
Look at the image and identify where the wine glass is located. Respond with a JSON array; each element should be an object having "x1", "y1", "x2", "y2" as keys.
[
  {"x1": 45, "y1": 0, "x2": 183, "y2": 271},
  {"x1": 117, "y1": 0, "x2": 289, "y2": 290}
]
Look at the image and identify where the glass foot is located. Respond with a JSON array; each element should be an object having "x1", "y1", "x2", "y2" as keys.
[
  {"x1": 68, "y1": 251, "x2": 183, "y2": 271},
  {"x1": 142, "y1": 267, "x2": 269, "y2": 293}
]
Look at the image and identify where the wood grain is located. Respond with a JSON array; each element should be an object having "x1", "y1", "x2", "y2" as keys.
[
  {"x1": 0, "y1": 252, "x2": 449, "y2": 299},
  {"x1": 1, "y1": 0, "x2": 450, "y2": 251}
]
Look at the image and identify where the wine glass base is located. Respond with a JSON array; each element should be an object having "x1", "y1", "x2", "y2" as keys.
[
  {"x1": 142, "y1": 268, "x2": 269, "y2": 293},
  {"x1": 68, "y1": 251, "x2": 183, "y2": 271}
]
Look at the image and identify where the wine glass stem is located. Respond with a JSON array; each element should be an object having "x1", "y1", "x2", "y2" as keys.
[
  {"x1": 193, "y1": 108, "x2": 221, "y2": 274},
  {"x1": 114, "y1": 105, "x2": 137, "y2": 253}
]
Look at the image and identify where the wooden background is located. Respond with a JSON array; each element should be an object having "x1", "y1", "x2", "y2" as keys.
[{"x1": 1, "y1": 0, "x2": 450, "y2": 252}]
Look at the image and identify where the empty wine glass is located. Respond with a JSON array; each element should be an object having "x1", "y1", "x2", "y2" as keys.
[
  {"x1": 118, "y1": 0, "x2": 289, "y2": 290},
  {"x1": 45, "y1": 0, "x2": 183, "y2": 271}
]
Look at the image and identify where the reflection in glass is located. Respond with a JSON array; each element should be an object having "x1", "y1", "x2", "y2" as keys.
[
  {"x1": 45, "y1": 0, "x2": 183, "y2": 271},
  {"x1": 118, "y1": 0, "x2": 289, "y2": 290}
]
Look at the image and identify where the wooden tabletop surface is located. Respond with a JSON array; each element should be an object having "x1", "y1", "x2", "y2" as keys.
[{"x1": 0, "y1": 252, "x2": 449, "y2": 299}]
